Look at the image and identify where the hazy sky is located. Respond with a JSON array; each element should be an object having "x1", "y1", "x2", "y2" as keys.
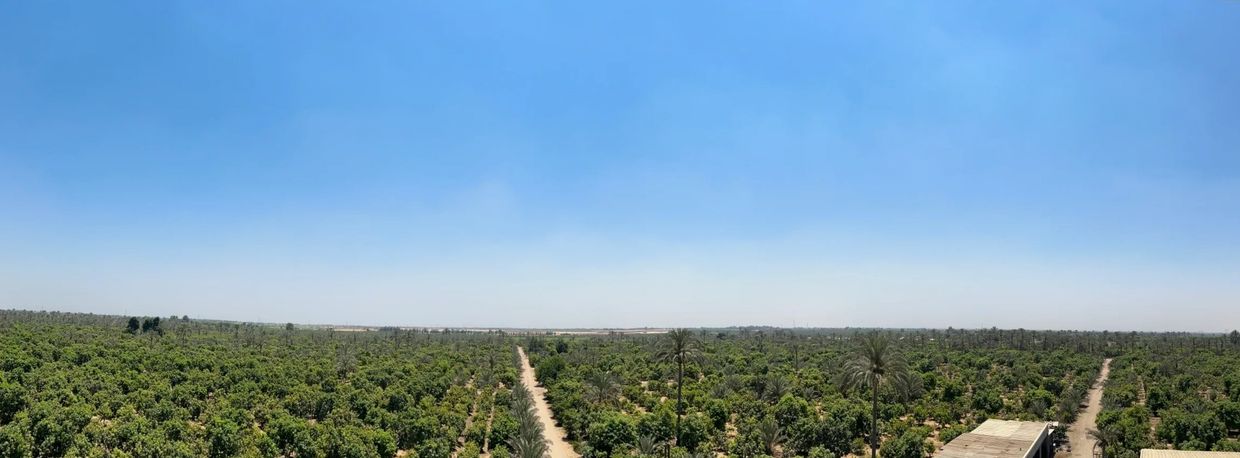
[{"x1": 3, "y1": 1, "x2": 1239, "y2": 331}]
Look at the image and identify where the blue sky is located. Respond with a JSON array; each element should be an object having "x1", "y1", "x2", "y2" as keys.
[{"x1": 2, "y1": 1, "x2": 1239, "y2": 330}]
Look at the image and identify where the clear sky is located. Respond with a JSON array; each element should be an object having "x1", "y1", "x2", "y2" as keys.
[{"x1": 2, "y1": 1, "x2": 1238, "y2": 331}]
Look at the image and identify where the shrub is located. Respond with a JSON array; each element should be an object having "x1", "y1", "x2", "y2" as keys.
[
  {"x1": 586, "y1": 411, "x2": 636, "y2": 454},
  {"x1": 879, "y1": 431, "x2": 929, "y2": 458}
]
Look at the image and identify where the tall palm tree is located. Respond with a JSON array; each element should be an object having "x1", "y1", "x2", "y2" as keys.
[
  {"x1": 657, "y1": 328, "x2": 701, "y2": 447},
  {"x1": 838, "y1": 332, "x2": 914, "y2": 458}
]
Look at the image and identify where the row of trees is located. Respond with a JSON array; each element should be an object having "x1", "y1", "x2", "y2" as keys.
[{"x1": 507, "y1": 361, "x2": 550, "y2": 458}]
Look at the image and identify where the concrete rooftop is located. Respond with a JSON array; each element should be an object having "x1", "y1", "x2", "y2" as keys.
[{"x1": 937, "y1": 420, "x2": 1052, "y2": 458}]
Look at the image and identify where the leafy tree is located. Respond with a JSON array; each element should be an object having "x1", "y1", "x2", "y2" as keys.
[
  {"x1": 678, "y1": 413, "x2": 714, "y2": 452},
  {"x1": 587, "y1": 411, "x2": 636, "y2": 454},
  {"x1": 1218, "y1": 401, "x2": 1240, "y2": 432},
  {"x1": 1095, "y1": 406, "x2": 1151, "y2": 455},
  {"x1": 1156, "y1": 408, "x2": 1226, "y2": 450},
  {"x1": 489, "y1": 411, "x2": 519, "y2": 452},
  {"x1": 637, "y1": 407, "x2": 675, "y2": 443},
  {"x1": 0, "y1": 421, "x2": 33, "y2": 458},
  {"x1": 807, "y1": 446, "x2": 837, "y2": 458},
  {"x1": 705, "y1": 398, "x2": 729, "y2": 430},
  {"x1": 127, "y1": 317, "x2": 140, "y2": 334},
  {"x1": 789, "y1": 414, "x2": 854, "y2": 457},
  {"x1": 773, "y1": 395, "x2": 811, "y2": 429},
  {"x1": 459, "y1": 442, "x2": 481, "y2": 458},
  {"x1": 0, "y1": 381, "x2": 24, "y2": 424},
  {"x1": 878, "y1": 430, "x2": 929, "y2": 458},
  {"x1": 1215, "y1": 439, "x2": 1240, "y2": 452},
  {"x1": 320, "y1": 424, "x2": 375, "y2": 458},
  {"x1": 535, "y1": 355, "x2": 567, "y2": 384},
  {"x1": 268, "y1": 412, "x2": 318, "y2": 457},
  {"x1": 29, "y1": 402, "x2": 89, "y2": 458},
  {"x1": 971, "y1": 389, "x2": 1003, "y2": 415},
  {"x1": 206, "y1": 415, "x2": 242, "y2": 458},
  {"x1": 730, "y1": 420, "x2": 771, "y2": 458},
  {"x1": 938, "y1": 424, "x2": 971, "y2": 444},
  {"x1": 838, "y1": 333, "x2": 914, "y2": 458},
  {"x1": 419, "y1": 437, "x2": 453, "y2": 458},
  {"x1": 491, "y1": 445, "x2": 512, "y2": 458}
]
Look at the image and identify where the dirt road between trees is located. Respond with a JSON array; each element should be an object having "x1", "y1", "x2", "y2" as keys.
[
  {"x1": 517, "y1": 346, "x2": 580, "y2": 458},
  {"x1": 1064, "y1": 358, "x2": 1112, "y2": 458}
]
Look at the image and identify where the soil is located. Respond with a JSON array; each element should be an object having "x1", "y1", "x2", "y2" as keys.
[{"x1": 1063, "y1": 358, "x2": 1112, "y2": 458}]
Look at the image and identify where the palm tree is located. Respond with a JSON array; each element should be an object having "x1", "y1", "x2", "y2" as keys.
[
  {"x1": 586, "y1": 370, "x2": 620, "y2": 406},
  {"x1": 657, "y1": 328, "x2": 701, "y2": 447},
  {"x1": 509, "y1": 420, "x2": 548, "y2": 458},
  {"x1": 758, "y1": 418, "x2": 785, "y2": 458},
  {"x1": 762, "y1": 375, "x2": 789, "y2": 403},
  {"x1": 508, "y1": 381, "x2": 549, "y2": 458},
  {"x1": 637, "y1": 434, "x2": 661, "y2": 456},
  {"x1": 1087, "y1": 428, "x2": 1119, "y2": 458},
  {"x1": 838, "y1": 332, "x2": 915, "y2": 458}
]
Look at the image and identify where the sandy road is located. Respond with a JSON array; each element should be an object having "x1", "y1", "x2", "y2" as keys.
[
  {"x1": 517, "y1": 346, "x2": 580, "y2": 458},
  {"x1": 1064, "y1": 358, "x2": 1112, "y2": 458}
]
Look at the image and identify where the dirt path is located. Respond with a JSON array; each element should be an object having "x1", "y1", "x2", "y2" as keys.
[
  {"x1": 480, "y1": 385, "x2": 502, "y2": 458},
  {"x1": 451, "y1": 387, "x2": 481, "y2": 458},
  {"x1": 517, "y1": 346, "x2": 579, "y2": 458},
  {"x1": 1065, "y1": 358, "x2": 1112, "y2": 458}
]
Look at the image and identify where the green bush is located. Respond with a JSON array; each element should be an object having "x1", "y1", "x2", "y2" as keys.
[
  {"x1": 0, "y1": 421, "x2": 33, "y2": 458},
  {"x1": 587, "y1": 411, "x2": 636, "y2": 454},
  {"x1": 878, "y1": 431, "x2": 929, "y2": 458},
  {"x1": 938, "y1": 424, "x2": 972, "y2": 444}
]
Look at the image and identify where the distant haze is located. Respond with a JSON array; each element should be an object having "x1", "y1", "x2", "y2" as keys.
[{"x1": 2, "y1": 1, "x2": 1239, "y2": 331}]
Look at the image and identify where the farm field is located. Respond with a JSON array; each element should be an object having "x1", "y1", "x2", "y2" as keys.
[
  {"x1": 1, "y1": 310, "x2": 1238, "y2": 458},
  {"x1": 0, "y1": 311, "x2": 517, "y2": 458},
  {"x1": 524, "y1": 329, "x2": 1105, "y2": 458},
  {"x1": 1093, "y1": 343, "x2": 1240, "y2": 456}
]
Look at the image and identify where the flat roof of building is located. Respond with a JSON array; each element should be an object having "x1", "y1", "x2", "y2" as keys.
[
  {"x1": 937, "y1": 420, "x2": 1051, "y2": 458},
  {"x1": 1141, "y1": 450, "x2": 1240, "y2": 458}
]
